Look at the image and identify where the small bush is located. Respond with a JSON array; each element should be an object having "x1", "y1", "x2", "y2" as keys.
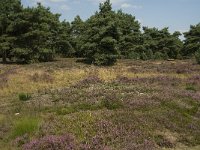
[
  {"x1": 101, "y1": 99, "x2": 123, "y2": 110},
  {"x1": 56, "y1": 107, "x2": 76, "y2": 115},
  {"x1": 93, "y1": 53, "x2": 117, "y2": 66},
  {"x1": 195, "y1": 49, "x2": 200, "y2": 64},
  {"x1": 185, "y1": 84, "x2": 197, "y2": 92},
  {"x1": 18, "y1": 93, "x2": 31, "y2": 101},
  {"x1": 154, "y1": 52, "x2": 162, "y2": 60},
  {"x1": 126, "y1": 52, "x2": 140, "y2": 59},
  {"x1": 140, "y1": 52, "x2": 148, "y2": 61},
  {"x1": 12, "y1": 117, "x2": 39, "y2": 138},
  {"x1": 154, "y1": 135, "x2": 174, "y2": 148}
]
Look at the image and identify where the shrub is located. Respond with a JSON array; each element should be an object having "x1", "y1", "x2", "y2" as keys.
[
  {"x1": 154, "y1": 135, "x2": 174, "y2": 148},
  {"x1": 154, "y1": 52, "x2": 163, "y2": 60},
  {"x1": 146, "y1": 49, "x2": 154, "y2": 59},
  {"x1": 18, "y1": 93, "x2": 31, "y2": 101},
  {"x1": 195, "y1": 49, "x2": 200, "y2": 64},
  {"x1": 23, "y1": 134, "x2": 77, "y2": 150},
  {"x1": 185, "y1": 84, "x2": 197, "y2": 92},
  {"x1": 126, "y1": 52, "x2": 140, "y2": 59},
  {"x1": 12, "y1": 117, "x2": 39, "y2": 138},
  {"x1": 93, "y1": 53, "x2": 117, "y2": 66},
  {"x1": 140, "y1": 52, "x2": 148, "y2": 61},
  {"x1": 56, "y1": 107, "x2": 76, "y2": 115},
  {"x1": 101, "y1": 99, "x2": 123, "y2": 110}
]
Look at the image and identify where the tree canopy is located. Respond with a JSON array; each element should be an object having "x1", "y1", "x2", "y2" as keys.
[
  {"x1": 182, "y1": 23, "x2": 200, "y2": 57},
  {"x1": 0, "y1": 0, "x2": 199, "y2": 65}
]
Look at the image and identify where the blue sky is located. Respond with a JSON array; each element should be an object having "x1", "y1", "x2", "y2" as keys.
[{"x1": 21, "y1": 0, "x2": 200, "y2": 34}]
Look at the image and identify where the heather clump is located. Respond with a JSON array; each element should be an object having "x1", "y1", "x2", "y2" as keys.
[
  {"x1": 75, "y1": 76, "x2": 103, "y2": 87},
  {"x1": 23, "y1": 134, "x2": 77, "y2": 150}
]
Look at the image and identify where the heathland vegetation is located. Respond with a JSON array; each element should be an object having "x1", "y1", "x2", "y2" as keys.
[{"x1": 0, "y1": 0, "x2": 200, "y2": 150}]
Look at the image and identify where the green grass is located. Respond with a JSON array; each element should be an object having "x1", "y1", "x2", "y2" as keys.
[
  {"x1": 185, "y1": 84, "x2": 197, "y2": 92},
  {"x1": 12, "y1": 117, "x2": 39, "y2": 138},
  {"x1": 18, "y1": 93, "x2": 32, "y2": 101},
  {"x1": 56, "y1": 100, "x2": 124, "y2": 115}
]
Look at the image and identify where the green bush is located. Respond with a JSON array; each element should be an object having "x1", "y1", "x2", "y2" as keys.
[
  {"x1": 185, "y1": 84, "x2": 197, "y2": 92},
  {"x1": 127, "y1": 52, "x2": 140, "y2": 59},
  {"x1": 195, "y1": 49, "x2": 200, "y2": 64},
  {"x1": 141, "y1": 52, "x2": 148, "y2": 61},
  {"x1": 101, "y1": 99, "x2": 123, "y2": 110},
  {"x1": 154, "y1": 52, "x2": 164, "y2": 60},
  {"x1": 18, "y1": 93, "x2": 31, "y2": 101},
  {"x1": 12, "y1": 117, "x2": 39, "y2": 138},
  {"x1": 93, "y1": 53, "x2": 117, "y2": 66}
]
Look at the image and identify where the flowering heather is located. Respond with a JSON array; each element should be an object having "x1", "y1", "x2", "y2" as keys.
[
  {"x1": 1, "y1": 59, "x2": 200, "y2": 149},
  {"x1": 23, "y1": 134, "x2": 77, "y2": 150}
]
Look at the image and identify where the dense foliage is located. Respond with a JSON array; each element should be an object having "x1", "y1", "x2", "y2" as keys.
[
  {"x1": 183, "y1": 23, "x2": 200, "y2": 57},
  {"x1": 0, "y1": 0, "x2": 199, "y2": 65},
  {"x1": 195, "y1": 48, "x2": 200, "y2": 64},
  {"x1": 81, "y1": 0, "x2": 119, "y2": 65}
]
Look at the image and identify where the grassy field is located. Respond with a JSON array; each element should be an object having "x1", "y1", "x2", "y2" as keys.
[{"x1": 0, "y1": 58, "x2": 200, "y2": 150}]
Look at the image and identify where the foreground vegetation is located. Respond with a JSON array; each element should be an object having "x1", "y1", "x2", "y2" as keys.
[{"x1": 0, "y1": 58, "x2": 200, "y2": 149}]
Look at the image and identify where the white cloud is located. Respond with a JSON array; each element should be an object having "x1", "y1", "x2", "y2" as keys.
[
  {"x1": 88, "y1": 0, "x2": 126, "y2": 5},
  {"x1": 49, "y1": 0, "x2": 66, "y2": 2},
  {"x1": 88, "y1": 0, "x2": 142, "y2": 10},
  {"x1": 60, "y1": 4, "x2": 70, "y2": 10},
  {"x1": 121, "y1": 3, "x2": 142, "y2": 9},
  {"x1": 121, "y1": 3, "x2": 131, "y2": 8},
  {"x1": 136, "y1": 19, "x2": 142, "y2": 23},
  {"x1": 33, "y1": 0, "x2": 66, "y2": 4}
]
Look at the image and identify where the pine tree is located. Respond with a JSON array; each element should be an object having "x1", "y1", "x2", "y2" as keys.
[
  {"x1": 71, "y1": 15, "x2": 85, "y2": 57},
  {"x1": 82, "y1": 0, "x2": 119, "y2": 65},
  {"x1": 12, "y1": 3, "x2": 61, "y2": 63},
  {"x1": 116, "y1": 10, "x2": 143, "y2": 58},
  {"x1": 143, "y1": 27, "x2": 182, "y2": 59},
  {"x1": 56, "y1": 20, "x2": 74, "y2": 57},
  {"x1": 182, "y1": 23, "x2": 200, "y2": 56},
  {"x1": 0, "y1": 0, "x2": 22, "y2": 63}
]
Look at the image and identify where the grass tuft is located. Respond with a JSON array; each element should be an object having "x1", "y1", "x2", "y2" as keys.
[
  {"x1": 18, "y1": 93, "x2": 31, "y2": 101},
  {"x1": 12, "y1": 117, "x2": 39, "y2": 138}
]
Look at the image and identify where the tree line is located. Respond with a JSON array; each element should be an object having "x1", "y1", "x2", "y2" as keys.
[{"x1": 0, "y1": 0, "x2": 200, "y2": 65}]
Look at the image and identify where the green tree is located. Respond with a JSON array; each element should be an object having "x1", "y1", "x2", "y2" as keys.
[
  {"x1": 143, "y1": 27, "x2": 182, "y2": 59},
  {"x1": 11, "y1": 3, "x2": 61, "y2": 63},
  {"x1": 56, "y1": 20, "x2": 74, "y2": 57},
  {"x1": 195, "y1": 48, "x2": 200, "y2": 64},
  {"x1": 71, "y1": 15, "x2": 85, "y2": 57},
  {"x1": 116, "y1": 10, "x2": 143, "y2": 58},
  {"x1": 182, "y1": 23, "x2": 200, "y2": 56},
  {"x1": 0, "y1": 0, "x2": 22, "y2": 63},
  {"x1": 82, "y1": 0, "x2": 119, "y2": 65}
]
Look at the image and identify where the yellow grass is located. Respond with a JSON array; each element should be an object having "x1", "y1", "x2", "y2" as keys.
[{"x1": 0, "y1": 68, "x2": 88, "y2": 100}]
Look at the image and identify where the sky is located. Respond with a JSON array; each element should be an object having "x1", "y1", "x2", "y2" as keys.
[{"x1": 21, "y1": 0, "x2": 200, "y2": 34}]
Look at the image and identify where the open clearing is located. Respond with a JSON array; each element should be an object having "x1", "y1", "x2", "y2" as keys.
[{"x1": 0, "y1": 58, "x2": 200, "y2": 149}]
